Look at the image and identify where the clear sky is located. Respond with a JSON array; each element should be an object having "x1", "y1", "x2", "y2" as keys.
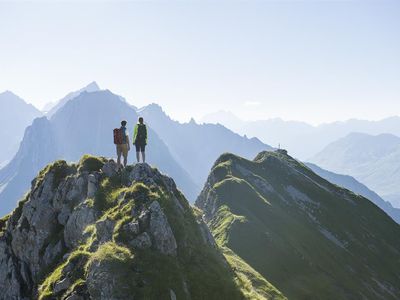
[{"x1": 0, "y1": 0, "x2": 399, "y2": 124}]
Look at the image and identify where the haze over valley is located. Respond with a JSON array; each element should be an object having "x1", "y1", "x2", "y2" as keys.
[{"x1": 1, "y1": 1, "x2": 399, "y2": 299}]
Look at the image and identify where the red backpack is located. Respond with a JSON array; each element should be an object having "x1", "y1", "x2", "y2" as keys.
[{"x1": 113, "y1": 128, "x2": 123, "y2": 144}]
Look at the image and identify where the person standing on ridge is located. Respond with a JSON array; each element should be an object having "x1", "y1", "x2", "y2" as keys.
[
  {"x1": 115, "y1": 120, "x2": 130, "y2": 167},
  {"x1": 133, "y1": 117, "x2": 147, "y2": 163}
]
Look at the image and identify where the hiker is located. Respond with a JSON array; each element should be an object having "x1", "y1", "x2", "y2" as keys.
[
  {"x1": 133, "y1": 117, "x2": 147, "y2": 163},
  {"x1": 114, "y1": 120, "x2": 130, "y2": 167}
]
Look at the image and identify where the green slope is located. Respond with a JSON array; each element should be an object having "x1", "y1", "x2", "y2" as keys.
[
  {"x1": 196, "y1": 150, "x2": 400, "y2": 300},
  {"x1": 0, "y1": 155, "x2": 284, "y2": 299}
]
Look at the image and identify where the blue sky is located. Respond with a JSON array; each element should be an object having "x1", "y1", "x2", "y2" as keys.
[{"x1": 0, "y1": 0, "x2": 399, "y2": 124}]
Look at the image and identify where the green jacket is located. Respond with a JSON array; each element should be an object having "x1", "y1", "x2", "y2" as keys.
[{"x1": 133, "y1": 123, "x2": 148, "y2": 144}]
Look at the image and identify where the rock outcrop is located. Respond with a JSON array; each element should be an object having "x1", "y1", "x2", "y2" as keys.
[{"x1": 0, "y1": 156, "x2": 244, "y2": 300}]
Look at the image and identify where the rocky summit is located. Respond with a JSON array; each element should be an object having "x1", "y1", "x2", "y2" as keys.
[{"x1": 0, "y1": 155, "x2": 252, "y2": 300}]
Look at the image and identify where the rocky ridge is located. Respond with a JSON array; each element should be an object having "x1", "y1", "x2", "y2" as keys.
[{"x1": 0, "y1": 155, "x2": 245, "y2": 300}]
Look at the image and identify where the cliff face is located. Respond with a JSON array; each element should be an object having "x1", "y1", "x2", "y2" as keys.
[{"x1": 0, "y1": 156, "x2": 243, "y2": 300}]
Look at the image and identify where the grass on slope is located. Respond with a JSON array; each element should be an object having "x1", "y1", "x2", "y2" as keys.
[
  {"x1": 38, "y1": 161, "x2": 244, "y2": 300},
  {"x1": 203, "y1": 151, "x2": 400, "y2": 300},
  {"x1": 0, "y1": 214, "x2": 10, "y2": 236},
  {"x1": 223, "y1": 247, "x2": 286, "y2": 300},
  {"x1": 209, "y1": 202, "x2": 286, "y2": 300}
]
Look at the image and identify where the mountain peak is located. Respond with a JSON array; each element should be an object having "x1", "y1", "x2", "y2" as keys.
[
  {"x1": 0, "y1": 90, "x2": 16, "y2": 97},
  {"x1": 138, "y1": 103, "x2": 164, "y2": 115},
  {"x1": 0, "y1": 90, "x2": 24, "y2": 102},
  {"x1": 0, "y1": 156, "x2": 247, "y2": 299},
  {"x1": 85, "y1": 81, "x2": 100, "y2": 91},
  {"x1": 46, "y1": 82, "x2": 101, "y2": 116}
]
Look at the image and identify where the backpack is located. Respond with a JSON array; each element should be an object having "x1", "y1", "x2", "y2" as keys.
[
  {"x1": 136, "y1": 124, "x2": 147, "y2": 142},
  {"x1": 113, "y1": 128, "x2": 123, "y2": 144}
]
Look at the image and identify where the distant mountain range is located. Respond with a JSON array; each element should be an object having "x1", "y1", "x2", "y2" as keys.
[
  {"x1": 306, "y1": 162, "x2": 400, "y2": 223},
  {"x1": 310, "y1": 132, "x2": 400, "y2": 208},
  {"x1": 0, "y1": 90, "x2": 196, "y2": 216},
  {"x1": 0, "y1": 86, "x2": 270, "y2": 216},
  {"x1": 43, "y1": 81, "x2": 101, "y2": 116},
  {"x1": 196, "y1": 150, "x2": 400, "y2": 299},
  {"x1": 0, "y1": 91, "x2": 42, "y2": 165},
  {"x1": 139, "y1": 104, "x2": 270, "y2": 188},
  {"x1": 201, "y1": 110, "x2": 400, "y2": 160},
  {"x1": 0, "y1": 82, "x2": 103, "y2": 167}
]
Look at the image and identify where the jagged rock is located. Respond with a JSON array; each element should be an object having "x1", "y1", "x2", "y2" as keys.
[
  {"x1": 130, "y1": 232, "x2": 152, "y2": 250},
  {"x1": 128, "y1": 163, "x2": 158, "y2": 186},
  {"x1": 0, "y1": 157, "x2": 246, "y2": 300},
  {"x1": 8, "y1": 171, "x2": 64, "y2": 280},
  {"x1": 54, "y1": 277, "x2": 72, "y2": 294},
  {"x1": 148, "y1": 201, "x2": 177, "y2": 256},
  {"x1": 196, "y1": 216, "x2": 216, "y2": 247},
  {"x1": 127, "y1": 163, "x2": 178, "y2": 192},
  {"x1": 96, "y1": 218, "x2": 115, "y2": 244},
  {"x1": 57, "y1": 175, "x2": 88, "y2": 208},
  {"x1": 20, "y1": 261, "x2": 32, "y2": 289},
  {"x1": 0, "y1": 240, "x2": 24, "y2": 298},
  {"x1": 123, "y1": 220, "x2": 140, "y2": 236},
  {"x1": 43, "y1": 240, "x2": 64, "y2": 267},
  {"x1": 58, "y1": 206, "x2": 72, "y2": 226},
  {"x1": 138, "y1": 209, "x2": 150, "y2": 230},
  {"x1": 170, "y1": 289, "x2": 177, "y2": 300},
  {"x1": 86, "y1": 259, "x2": 132, "y2": 300},
  {"x1": 87, "y1": 174, "x2": 98, "y2": 198},
  {"x1": 65, "y1": 293, "x2": 85, "y2": 300},
  {"x1": 64, "y1": 202, "x2": 98, "y2": 248},
  {"x1": 102, "y1": 160, "x2": 119, "y2": 177}
]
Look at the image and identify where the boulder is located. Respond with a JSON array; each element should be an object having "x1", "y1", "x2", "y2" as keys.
[
  {"x1": 64, "y1": 203, "x2": 98, "y2": 249},
  {"x1": 130, "y1": 232, "x2": 152, "y2": 250},
  {"x1": 96, "y1": 218, "x2": 115, "y2": 244},
  {"x1": 123, "y1": 220, "x2": 140, "y2": 237},
  {"x1": 148, "y1": 201, "x2": 177, "y2": 256},
  {"x1": 87, "y1": 174, "x2": 98, "y2": 198},
  {"x1": 102, "y1": 160, "x2": 119, "y2": 178}
]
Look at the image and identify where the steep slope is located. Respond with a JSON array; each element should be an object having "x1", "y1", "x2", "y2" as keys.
[
  {"x1": 306, "y1": 162, "x2": 400, "y2": 224},
  {"x1": 0, "y1": 157, "x2": 284, "y2": 299},
  {"x1": 0, "y1": 117, "x2": 58, "y2": 216},
  {"x1": 310, "y1": 132, "x2": 400, "y2": 207},
  {"x1": 0, "y1": 91, "x2": 42, "y2": 164},
  {"x1": 196, "y1": 150, "x2": 400, "y2": 299},
  {"x1": 0, "y1": 90, "x2": 197, "y2": 216},
  {"x1": 139, "y1": 104, "x2": 271, "y2": 187}
]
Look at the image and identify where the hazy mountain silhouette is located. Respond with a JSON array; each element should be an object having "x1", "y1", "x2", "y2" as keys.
[
  {"x1": 201, "y1": 111, "x2": 400, "y2": 159},
  {"x1": 45, "y1": 81, "x2": 100, "y2": 116},
  {"x1": 139, "y1": 104, "x2": 272, "y2": 187},
  {"x1": 310, "y1": 132, "x2": 400, "y2": 208},
  {"x1": 0, "y1": 91, "x2": 42, "y2": 165},
  {"x1": 0, "y1": 90, "x2": 197, "y2": 216}
]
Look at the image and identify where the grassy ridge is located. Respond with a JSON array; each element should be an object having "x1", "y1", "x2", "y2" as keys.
[{"x1": 197, "y1": 151, "x2": 400, "y2": 300}]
